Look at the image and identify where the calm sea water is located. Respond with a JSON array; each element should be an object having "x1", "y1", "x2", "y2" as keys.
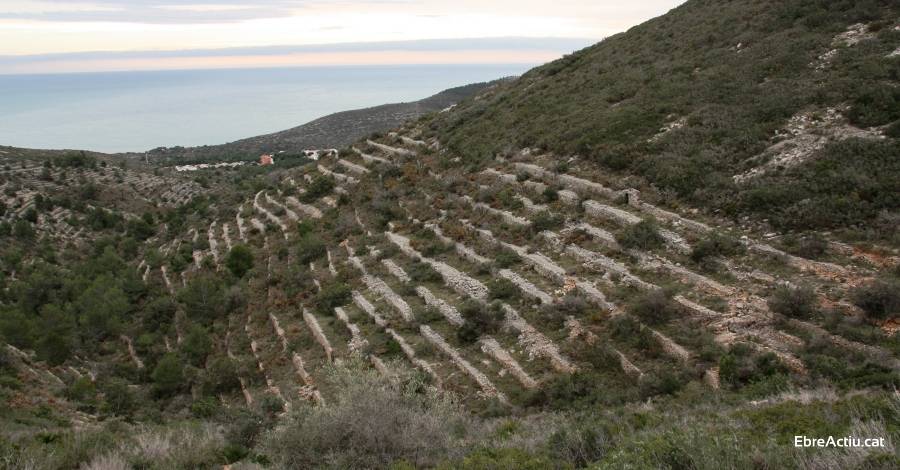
[{"x1": 0, "y1": 64, "x2": 533, "y2": 153}]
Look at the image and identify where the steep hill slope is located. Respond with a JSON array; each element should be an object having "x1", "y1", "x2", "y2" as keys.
[
  {"x1": 148, "y1": 80, "x2": 505, "y2": 162},
  {"x1": 428, "y1": 0, "x2": 899, "y2": 240}
]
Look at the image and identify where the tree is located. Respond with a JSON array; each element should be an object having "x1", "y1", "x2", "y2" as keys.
[
  {"x1": 101, "y1": 378, "x2": 136, "y2": 416},
  {"x1": 35, "y1": 304, "x2": 74, "y2": 366},
  {"x1": 177, "y1": 274, "x2": 225, "y2": 324},
  {"x1": 151, "y1": 353, "x2": 185, "y2": 397},
  {"x1": 77, "y1": 276, "x2": 130, "y2": 341},
  {"x1": 225, "y1": 245, "x2": 254, "y2": 278},
  {"x1": 182, "y1": 324, "x2": 212, "y2": 366}
]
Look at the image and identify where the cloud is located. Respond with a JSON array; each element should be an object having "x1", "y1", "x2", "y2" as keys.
[
  {"x1": 0, "y1": 0, "x2": 307, "y2": 23},
  {"x1": 0, "y1": 37, "x2": 595, "y2": 74}
]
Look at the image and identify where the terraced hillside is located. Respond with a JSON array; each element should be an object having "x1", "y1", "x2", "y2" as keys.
[{"x1": 2, "y1": 0, "x2": 900, "y2": 468}]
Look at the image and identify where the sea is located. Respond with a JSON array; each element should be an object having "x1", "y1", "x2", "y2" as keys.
[{"x1": 0, "y1": 64, "x2": 534, "y2": 154}]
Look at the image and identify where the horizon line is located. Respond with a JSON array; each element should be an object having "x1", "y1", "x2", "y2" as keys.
[{"x1": 0, "y1": 37, "x2": 596, "y2": 75}]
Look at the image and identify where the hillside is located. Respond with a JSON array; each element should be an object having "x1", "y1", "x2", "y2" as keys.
[
  {"x1": 147, "y1": 80, "x2": 504, "y2": 162},
  {"x1": 428, "y1": 0, "x2": 900, "y2": 241},
  {"x1": 2, "y1": 1, "x2": 900, "y2": 469}
]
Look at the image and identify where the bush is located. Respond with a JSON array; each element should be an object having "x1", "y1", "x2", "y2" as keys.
[
  {"x1": 408, "y1": 261, "x2": 442, "y2": 283},
  {"x1": 100, "y1": 378, "x2": 136, "y2": 416},
  {"x1": 494, "y1": 249, "x2": 521, "y2": 268},
  {"x1": 719, "y1": 344, "x2": 787, "y2": 390},
  {"x1": 459, "y1": 301, "x2": 504, "y2": 338},
  {"x1": 295, "y1": 234, "x2": 326, "y2": 264},
  {"x1": 767, "y1": 285, "x2": 817, "y2": 319},
  {"x1": 224, "y1": 244, "x2": 254, "y2": 278},
  {"x1": 781, "y1": 233, "x2": 828, "y2": 260},
  {"x1": 151, "y1": 353, "x2": 185, "y2": 397},
  {"x1": 531, "y1": 211, "x2": 564, "y2": 232},
  {"x1": 690, "y1": 232, "x2": 744, "y2": 263},
  {"x1": 202, "y1": 356, "x2": 241, "y2": 395},
  {"x1": 852, "y1": 278, "x2": 900, "y2": 320},
  {"x1": 848, "y1": 83, "x2": 900, "y2": 127},
  {"x1": 263, "y1": 363, "x2": 470, "y2": 469},
  {"x1": 313, "y1": 282, "x2": 352, "y2": 315},
  {"x1": 301, "y1": 176, "x2": 335, "y2": 202},
  {"x1": 548, "y1": 422, "x2": 609, "y2": 468},
  {"x1": 488, "y1": 278, "x2": 519, "y2": 300},
  {"x1": 629, "y1": 289, "x2": 678, "y2": 325},
  {"x1": 617, "y1": 219, "x2": 664, "y2": 250}
]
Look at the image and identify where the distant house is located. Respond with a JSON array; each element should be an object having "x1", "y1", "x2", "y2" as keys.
[{"x1": 259, "y1": 154, "x2": 274, "y2": 166}]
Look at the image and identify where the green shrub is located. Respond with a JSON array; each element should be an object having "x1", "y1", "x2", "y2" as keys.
[
  {"x1": 767, "y1": 285, "x2": 817, "y2": 319},
  {"x1": 301, "y1": 176, "x2": 335, "y2": 202},
  {"x1": 690, "y1": 232, "x2": 744, "y2": 263},
  {"x1": 494, "y1": 249, "x2": 521, "y2": 268},
  {"x1": 459, "y1": 300, "x2": 504, "y2": 338},
  {"x1": 617, "y1": 219, "x2": 664, "y2": 250},
  {"x1": 488, "y1": 278, "x2": 519, "y2": 300},
  {"x1": 719, "y1": 344, "x2": 786, "y2": 390},
  {"x1": 531, "y1": 211, "x2": 564, "y2": 232},
  {"x1": 151, "y1": 353, "x2": 185, "y2": 397},
  {"x1": 852, "y1": 278, "x2": 900, "y2": 320},
  {"x1": 848, "y1": 83, "x2": 900, "y2": 127},
  {"x1": 780, "y1": 233, "x2": 828, "y2": 260},
  {"x1": 628, "y1": 289, "x2": 678, "y2": 325},
  {"x1": 100, "y1": 378, "x2": 136, "y2": 416},
  {"x1": 313, "y1": 282, "x2": 352, "y2": 315},
  {"x1": 408, "y1": 261, "x2": 442, "y2": 283},
  {"x1": 224, "y1": 244, "x2": 254, "y2": 278},
  {"x1": 295, "y1": 234, "x2": 326, "y2": 264}
]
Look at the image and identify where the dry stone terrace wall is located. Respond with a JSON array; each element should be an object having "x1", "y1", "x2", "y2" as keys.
[
  {"x1": 207, "y1": 222, "x2": 220, "y2": 267},
  {"x1": 385, "y1": 230, "x2": 576, "y2": 374},
  {"x1": 303, "y1": 309, "x2": 334, "y2": 362},
  {"x1": 351, "y1": 146, "x2": 391, "y2": 165},
  {"x1": 285, "y1": 196, "x2": 323, "y2": 219},
  {"x1": 381, "y1": 259, "x2": 411, "y2": 283},
  {"x1": 425, "y1": 223, "x2": 490, "y2": 265},
  {"x1": 562, "y1": 222, "x2": 619, "y2": 249},
  {"x1": 349, "y1": 256, "x2": 414, "y2": 322},
  {"x1": 415, "y1": 286, "x2": 464, "y2": 327},
  {"x1": 120, "y1": 335, "x2": 144, "y2": 370},
  {"x1": 375, "y1": 254, "x2": 541, "y2": 393},
  {"x1": 583, "y1": 201, "x2": 690, "y2": 254},
  {"x1": 235, "y1": 207, "x2": 248, "y2": 242},
  {"x1": 460, "y1": 195, "x2": 531, "y2": 227},
  {"x1": 337, "y1": 159, "x2": 369, "y2": 176},
  {"x1": 334, "y1": 307, "x2": 369, "y2": 354},
  {"x1": 317, "y1": 164, "x2": 359, "y2": 185},
  {"x1": 465, "y1": 223, "x2": 615, "y2": 310},
  {"x1": 385, "y1": 328, "x2": 442, "y2": 387},
  {"x1": 253, "y1": 191, "x2": 289, "y2": 239},
  {"x1": 479, "y1": 337, "x2": 538, "y2": 389},
  {"x1": 386, "y1": 231, "x2": 489, "y2": 300},
  {"x1": 634, "y1": 252, "x2": 734, "y2": 297},
  {"x1": 265, "y1": 193, "x2": 299, "y2": 222},
  {"x1": 420, "y1": 325, "x2": 504, "y2": 400},
  {"x1": 367, "y1": 139, "x2": 415, "y2": 158},
  {"x1": 513, "y1": 162, "x2": 620, "y2": 200},
  {"x1": 353, "y1": 291, "x2": 387, "y2": 327},
  {"x1": 498, "y1": 269, "x2": 553, "y2": 305}
]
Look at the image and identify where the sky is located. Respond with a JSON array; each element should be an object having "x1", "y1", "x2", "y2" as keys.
[{"x1": 0, "y1": 0, "x2": 686, "y2": 74}]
